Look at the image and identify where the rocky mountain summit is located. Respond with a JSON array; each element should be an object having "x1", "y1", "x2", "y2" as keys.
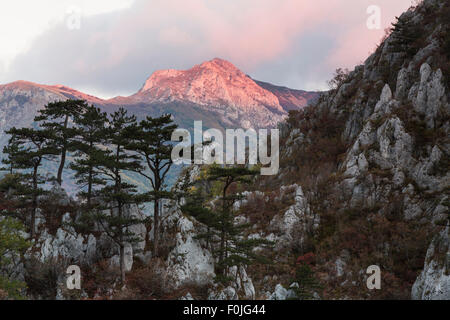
[
  {"x1": 136, "y1": 58, "x2": 283, "y2": 111},
  {"x1": 127, "y1": 58, "x2": 318, "y2": 114}
]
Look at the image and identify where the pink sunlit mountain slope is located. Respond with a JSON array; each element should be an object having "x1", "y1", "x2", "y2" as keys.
[{"x1": 107, "y1": 58, "x2": 320, "y2": 128}]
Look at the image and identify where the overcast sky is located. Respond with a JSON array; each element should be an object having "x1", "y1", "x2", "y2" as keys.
[{"x1": 0, "y1": 0, "x2": 415, "y2": 98}]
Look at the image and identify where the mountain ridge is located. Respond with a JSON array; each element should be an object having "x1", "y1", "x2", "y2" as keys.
[{"x1": 1, "y1": 58, "x2": 319, "y2": 113}]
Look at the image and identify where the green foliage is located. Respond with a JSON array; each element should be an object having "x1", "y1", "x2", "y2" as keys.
[
  {"x1": 77, "y1": 108, "x2": 145, "y2": 283},
  {"x1": 290, "y1": 263, "x2": 321, "y2": 300},
  {"x1": 1, "y1": 101, "x2": 181, "y2": 285},
  {"x1": 1, "y1": 134, "x2": 21, "y2": 174},
  {"x1": 34, "y1": 99, "x2": 89, "y2": 185},
  {"x1": 2, "y1": 127, "x2": 57, "y2": 237},
  {"x1": 69, "y1": 105, "x2": 109, "y2": 208},
  {"x1": 0, "y1": 217, "x2": 30, "y2": 299}
]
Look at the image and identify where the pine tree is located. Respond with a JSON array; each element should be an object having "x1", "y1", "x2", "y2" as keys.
[
  {"x1": 0, "y1": 194, "x2": 30, "y2": 299},
  {"x1": 390, "y1": 15, "x2": 421, "y2": 56},
  {"x1": 128, "y1": 114, "x2": 177, "y2": 257},
  {"x1": 34, "y1": 99, "x2": 87, "y2": 186},
  {"x1": 291, "y1": 262, "x2": 322, "y2": 300},
  {"x1": 2, "y1": 128, "x2": 58, "y2": 238},
  {"x1": 91, "y1": 108, "x2": 145, "y2": 284},
  {"x1": 183, "y1": 165, "x2": 272, "y2": 282},
  {"x1": 70, "y1": 105, "x2": 109, "y2": 209},
  {"x1": 1, "y1": 134, "x2": 21, "y2": 174}
]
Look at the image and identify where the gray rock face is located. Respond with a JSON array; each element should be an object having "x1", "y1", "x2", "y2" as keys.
[
  {"x1": 267, "y1": 283, "x2": 298, "y2": 300},
  {"x1": 208, "y1": 286, "x2": 238, "y2": 300},
  {"x1": 412, "y1": 227, "x2": 450, "y2": 300},
  {"x1": 412, "y1": 63, "x2": 446, "y2": 129},
  {"x1": 166, "y1": 209, "x2": 216, "y2": 287},
  {"x1": 109, "y1": 243, "x2": 134, "y2": 272},
  {"x1": 269, "y1": 184, "x2": 319, "y2": 248}
]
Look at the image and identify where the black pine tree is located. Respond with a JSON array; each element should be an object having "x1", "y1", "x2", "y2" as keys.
[
  {"x1": 70, "y1": 105, "x2": 109, "y2": 209},
  {"x1": 128, "y1": 114, "x2": 177, "y2": 257},
  {"x1": 34, "y1": 99, "x2": 88, "y2": 186},
  {"x1": 91, "y1": 108, "x2": 145, "y2": 284},
  {"x1": 2, "y1": 128, "x2": 58, "y2": 238},
  {"x1": 183, "y1": 165, "x2": 272, "y2": 282}
]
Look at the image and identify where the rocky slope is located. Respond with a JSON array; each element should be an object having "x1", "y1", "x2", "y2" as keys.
[
  {"x1": 244, "y1": 0, "x2": 449, "y2": 299},
  {"x1": 254, "y1": 79, "x2": 320, "y2": 111}
]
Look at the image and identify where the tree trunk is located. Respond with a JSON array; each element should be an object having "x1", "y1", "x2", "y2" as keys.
[
  {"x1": 119, "y1": 244, "x2": 125, "y2": 285},
  {"x1": 87, "y1": 140, "x2": 94, "y2": 208},
  {"x1": 87, "y1": 166, "x2": 93, "y2": 208},
  {"x1": 30, "y1": 203, "x2": 36, "y2": 239},
  {"x1": 153, "y1": 199, "x2": 159, "y2": 257},
  {"x1": 118, "y1": 198, "x2": 125, "y2": 284},
  {"x1": 57, "y1": 115, "x2": 70, "y2": 186},
  {"x1": 30, "y1": 165, "x2": 38, "y2": 239},
  {"x1": 218, "y1": 185, "x2": 227, "y2": 276},
  {"x1": 57, "y1": 147, "x2": 66, "y2": 186}
]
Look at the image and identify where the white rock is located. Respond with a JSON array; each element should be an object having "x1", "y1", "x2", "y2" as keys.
[
  {"x1": 167, "y1": 214, "x2": 215, "y2": 287},
  {"x1": 412, "y1": 227, "x2": 450, "y2": 300},
  {"x1": 270, "y1": 284, "x2": 288, "y2": 300}
]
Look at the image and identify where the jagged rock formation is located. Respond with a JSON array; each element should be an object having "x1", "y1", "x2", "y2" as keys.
[
  {"x1": 242, "y1": 0, "x2": 449, "y2": 299},
  {"x1": 412, "y1": 226, "x2": 449, "y2": 299}
]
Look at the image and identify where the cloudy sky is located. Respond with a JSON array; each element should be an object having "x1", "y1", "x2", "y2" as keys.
[{"x1": 0, "y1": 0, "x2": 415, "y2": 98}]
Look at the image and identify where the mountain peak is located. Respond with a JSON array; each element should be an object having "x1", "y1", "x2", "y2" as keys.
[
  {"x1": 140, "y1": 58, "x2": 242, "y2": 93},
  {"x1": 137, "y1": 58, "x2": 285, "y2": 116},
  {"x1": 199, "y1": 57, "x2": 240, "y2": 71}
]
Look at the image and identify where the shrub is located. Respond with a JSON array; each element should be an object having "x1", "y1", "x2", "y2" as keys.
[
  {"x1": 120, "y1": 258, "x2": 173, "y2": 299},
  {"x1": 327, "y1": 68, "x2": 350, "y2": 90},
  {"x1": 290, "y1": 262, "x2": 322, "y2": 300},
  {"x1": 24, "y1": 257, "x2": 64, "y2": 299}
]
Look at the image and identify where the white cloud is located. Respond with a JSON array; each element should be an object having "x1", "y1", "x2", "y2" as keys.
[{"x1": 0, "y1": 0, "x2": 134, "y2": 68}]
